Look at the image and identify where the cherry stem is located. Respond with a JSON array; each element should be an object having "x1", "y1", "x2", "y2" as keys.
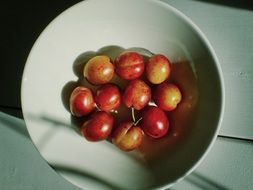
[
  {"x1": 134, "y1": 117, "x2": 142, "y2": 126},
  {"x1": 131, "y1": 107, "x2": 142, "y2": 126},
  {"x1": 131, "y1": 107, "x2": 136, "y2": 123}
]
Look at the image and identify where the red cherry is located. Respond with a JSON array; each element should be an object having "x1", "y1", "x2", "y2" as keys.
[
  {"x1": 70, "y1": 86, "x2": 95, "y2": 117},
  {"x1": 154, "y1": 83, "x2": 182, "y2": 111},
  {"x1": 95, "y1": 84, "x2": 121, "y2": 111},
  {"x1": 112, "y1": 121, "x2": 143, "y2": 151},
  {"x1": 115, "y1": 51, "x2": 145, "y2": 80},
  {"x1": 146, "y1": 54, "x2": 171, "y2": 84},
  {"x1": 122, "y1": 79, "x2": 151, "y2": 110},
  {"x1": 83, "y1": 55, "x2": 114, "y2": 85},
  {"x1": 141, "y1": 106, "x2": 169, "y2": 138},
  {"x1": 81, "y1": 111, "x2": 114, "y2": 142}
]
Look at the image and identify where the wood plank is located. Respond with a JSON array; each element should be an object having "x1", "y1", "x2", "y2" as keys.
[{"x1": 172, "y1": 136, "x2": 253, "y2": 189}]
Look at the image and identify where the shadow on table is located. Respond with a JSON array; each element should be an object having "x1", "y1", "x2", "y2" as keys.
[
  {"x1": 194, "y1": 0, "x2": 253, "y2": 11},
  {"x1": 168, "y1": 172, "x2": 229, "y2": 190},
  {"x1": 52, "y1": 163, "x2": 230, "y2": 190},
  {"x1": 0, "y1": 106, "x2": 23, "y2": 119},
  {"x1": 183, "y1": 172, "x2": 229, "y2": 190},
  {"x1": 0, "y1": 111, "x2": 29, "y2": 138},
  {"x1": 51, "y1": 164, "x2": 123, "y2": 190},
  {"x1": 1, "y1": 1, "x2": 83, "y2": 108}
]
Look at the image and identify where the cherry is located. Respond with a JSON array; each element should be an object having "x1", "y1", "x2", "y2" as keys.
[
  {"x1": 95, "y1": 84, "x2": 121, "y2": 111},
  {"x1": 154, "y1": 83, "x2": 182, "y2": 111},
  {"x1": 84, "y1": 55, "x2": 114, "y2": 85},
  {"x1": 70, "y1": 86, "x2": 95, "y2": 117},
  {"x1": 81, "y1": 111, "x2": 114, "y2": 141},
  {"x1": 114, "y1": 51, "x2": 144, "y2": 80},
  {"x1": 141, "y1": 106, "x2": 169, "y2": 138},
  {"x1": 122, "y1": 79, "x2": 151, "y2": 110},
  {"x1": 112, "y1": 121, "x2": 143, "y2": 151},
  {"x1": 146, "y1": 54, "x2": 171, "y2": 84}
]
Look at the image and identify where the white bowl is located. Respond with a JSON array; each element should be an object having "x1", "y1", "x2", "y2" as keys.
[{"x1": 21, "y1": 0, "x2": 224, "y2": 189}]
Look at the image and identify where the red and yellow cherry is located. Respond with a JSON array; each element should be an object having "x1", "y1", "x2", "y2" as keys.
[
  {"x1": 146, "y1": 54, "x2": 171, "y2": 84},
  {"x1": 84, "y1": 55, "x2": 114, "y2": 85},
  {"x1": 95, "y1": 84, "x2": 121, "y2": 111},
  {"x1": 154, "y1": 83, "x2": 182, "y2": 111},
  {"x1": 81, "y1": 111, "x2": 114, "y2": 141},
  {"x1": 112, "y1": 121, "x2": 143, "y2": 151},
  {"x1": 114, "y1": 51, "x2": 145, "y2": 80},
  {"x1": 141, "y1": 106, "x2": 169, "y2": 138},
  {"x1": 122, "y1": 79, "x2": 151, "y2": 110},
  {"x1": 70, "y1": 86, "x2": 95, "y2": 117}
]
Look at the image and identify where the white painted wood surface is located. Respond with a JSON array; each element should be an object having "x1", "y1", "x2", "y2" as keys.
[{"x1": 172, "y1": 137, "x2": 253, "y2": 190}]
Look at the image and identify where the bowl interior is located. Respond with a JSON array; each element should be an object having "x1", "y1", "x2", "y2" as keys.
[{"x1": 21, "y1": 0, "x2": 223, "y2": 189}]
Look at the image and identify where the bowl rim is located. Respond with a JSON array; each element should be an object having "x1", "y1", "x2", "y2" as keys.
[{"x1": 21, "y1": 0, "x2": 225, "y2": 189}]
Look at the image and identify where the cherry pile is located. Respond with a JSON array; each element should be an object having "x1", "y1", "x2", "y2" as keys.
[{"x1": 69, "y1": 51, "x2": 182, "y2": 151}]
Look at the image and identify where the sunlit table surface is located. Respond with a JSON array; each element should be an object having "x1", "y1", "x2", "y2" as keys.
[{"x1": 1, "y1": 1, "x2": 253, "y2": 190}]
